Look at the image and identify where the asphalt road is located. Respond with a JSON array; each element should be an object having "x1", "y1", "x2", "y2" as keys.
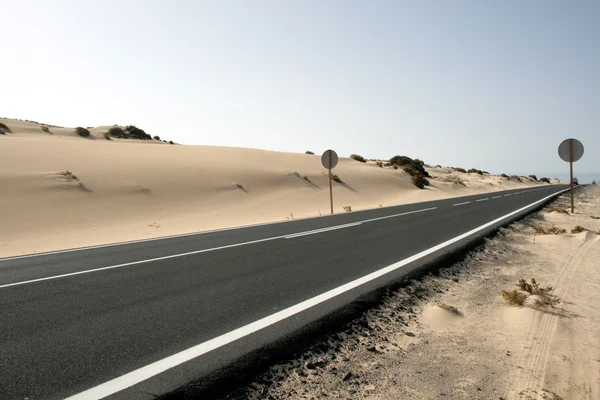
[{"x1": 0, "y1": 184, "x2": 570, "y2": 400}]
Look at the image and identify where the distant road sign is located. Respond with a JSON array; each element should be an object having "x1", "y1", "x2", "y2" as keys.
[
  {"x1": 558, "y1": 138, "x2": 584, "y2": 162},
  {"x1": 321, "y1": 150, "x2": 339, "y2": 169}
]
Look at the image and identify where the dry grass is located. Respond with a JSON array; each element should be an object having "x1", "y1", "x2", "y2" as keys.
[
  {"x1": 502, "y1": 278, "x2": 560, "y2": 309},
  {"x1": 59, "y1": 170, "x2": 79, "y2": 182},
  {"x1": 571, "y1": 225, "x2": 587, "y2": 233},
  {"x1": 547, "y1": 207, "x2": 569, "y2": 214},
  {"x1": 533, "y1": 226, "x2": 566, "y2": 235},
  {"x1": 438, "y1": 303, "x2": 462, "y2": 316},
  {"x1": 343, "y1": 206, "x2": 352, "y2": 212},
  {"x1": 501, "y1": 289, "x2": 528, "y2": 306},
  {"x1": 441, "y1": 175, "x2": 466, "y2": 186},
  {"x1": 590, "y1": 216, "x2": 600, "y2": 220}
]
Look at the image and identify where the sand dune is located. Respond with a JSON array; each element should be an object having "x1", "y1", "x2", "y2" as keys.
[{"x1": 0, "y1": 118, "x2": 553, "y2": 257}]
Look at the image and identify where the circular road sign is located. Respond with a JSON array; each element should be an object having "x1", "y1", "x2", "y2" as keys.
[
  {"x1": 321, "y1": 149, "x2": 339, "y2": 169},
  {"x1": 558, "y1": 138, "x2": 584, "y2": 162}
]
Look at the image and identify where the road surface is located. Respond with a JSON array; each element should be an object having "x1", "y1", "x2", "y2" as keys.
[{"x1": 0, "y1": 185, "x2": 570, "y2": 400}]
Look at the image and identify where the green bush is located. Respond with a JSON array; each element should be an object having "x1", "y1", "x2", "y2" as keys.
[
  {"x1": 501, "y1": 173, "x2": 508, "y2": 178},
  {"x1": 305, "y1": 151, "x2": 314, "y2": 155},
  {"x1": 412, "y1": 174, "x2": 429, "y2": 189},
  {"x1": 389, "y1": 155, "x2": 430, "y2": 177},
  {"x1": 528, "y1": 175, "x2": 537, "y2": 181},
  {"x1": 467, "y1": 168, "x2": 483, "y2": 174},
  {"x1": 125, "y1": 125, "x2": 152, "y2": 140},
  {"x1": 108, "y1": 127, "x2": 127, "y2": 138},
  {"x1": 169, "y1": 140, "x2": 174, "y2": 144},
  {"x1": 540, "y1": 177, "x2": 550, "y2": 183},
  {"x1": 350, "y1": 154, "x2": 367, "y2": 163},
  {"x1": 454, "y1": 167, "x2": 467, "y2": 173},
  {"x1": 75, "y1": 127, "x2": 90, "y2": 137},
  {"x1": 0, "y1": 122, "x2": 11, "y2": 133},
  {"x1": 103, "y1": 132, "x2": 111, "y2": 140},
  {"x1": 153, "y1": 135, "x2": 160, "y2": 141},
  {"x1": 41, "y1": 126, "x2": 50, "y2": 133}
]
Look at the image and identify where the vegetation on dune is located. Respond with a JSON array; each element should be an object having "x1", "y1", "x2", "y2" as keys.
[
  {"x1": 331, "y1": 174, "x2": 343, "y2": 184},
  {"x1": 467, "y1": 168, "x2": 483, "y2": 174},
  {"x1": 502, "y1": 278, "x2": 560, "y2": 308},
  {"x1": 350, "y1": 154, "x2": 367, "y2": 163},
  {"x1": 0, "y1": 122, "x2": 12, "y2": 134},
  {"x1": 528, "y1": 175, "x2": 537, "y2": 181},
  {"x1": 305, "y1": 151, "x2": 314, "y2": 155},
  {"x1": 453, "y1": 167, "x2": 467, "y2": 173},
  {"x1": 539, "y1": 177, "x2": 551, "y2": 183},
  {"x1": 75, "y1": 127, "x2": 90, "y2": 137}
]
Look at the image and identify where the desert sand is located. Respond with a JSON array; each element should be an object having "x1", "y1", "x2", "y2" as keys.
[
  {"x1": 1, "y1": 118, "x2": 554, "y2": 257},
  {"x1": 228, "y1": 185, "x2": 600, "y2": 400}
]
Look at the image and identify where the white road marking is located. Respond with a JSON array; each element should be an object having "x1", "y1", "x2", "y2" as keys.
[
  {"x1": 0, "y1": 208, "x2": 437, "y2": 289},
  {"x1": 453, "y1": 201, "x2": 471, "y2": 206},
  {"x1": 492, "y1": 196, "x2": 502, "y2": 199},
  {"x1": 476, "y1": 198, "x2": 489, "y2": 202},
  {"x1": 284, "y1": 222, "x2": 363, "y2": 239},
  {"x1": 504, "y1": 194, "x2": 512, "y2": 196},
  {"x1": 64, "y1": 188, "x2": 569, "y2": 400}
]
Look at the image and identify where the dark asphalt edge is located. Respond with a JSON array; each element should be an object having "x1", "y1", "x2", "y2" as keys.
[
  {"x1": 156, "y1": 188, "x2": 574, "y2": 400},
  {"x1": 0, "y1": 185, "x2": 559, "y2": 262}
]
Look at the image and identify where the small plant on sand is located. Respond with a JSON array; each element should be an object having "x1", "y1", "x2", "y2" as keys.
[
  {"x1": 500, "y1": 173, "x2": 508, "y2": 178},
  {"x1": 41, "y1": 126, "x2": 51, "y2": 133},
  {"x1": 343, "y1": 205, "x2": 352, "y2": 212},
  {"x1": 528, "y1": 175, "x2": 538, "y2": 181},
  {"x1": 467, "y1": 168, "x2": 483, "y2": 174},
  {"x1": 590, "y1": 216, "x2": 600, "y2": 220},
  {"x1": 0, "y1": 122, "x2": 11, "y2": 134},
  {"x1": 350, "y1": 154, "x2": 366, "y2": 163},
  {"x1": 501, "y1": 289, "x2": 528, "y2": 306},
  {"x1": 305, "y1": 151, "x2": 314, "y2": 155},
  {"x1": 75, "y1": 127, "x2": 91, "y2": 137},
  {"x1": 60, "y1": 170, "x2": 78, "y2": 181},
  {"x1": 438, "y1": 303, "x2": 462, "y2": 316},
  {"x1": 376, "y1": 161, "x2": 383, "y2": 167},
  {"x1": 502, "y1": 278, "x2": 560, "y2": 309},
  {"x1": 169, "y1": 140, "x2": 174, "y2": 144},
  {"x1": 331, "y1": 175, "x2": 343, "y2": 184},
  {"x1": 303, "y1": 175, "x2": 312, "y2": 184},
  {"x1": 539, "y1": 177, "x2": 551, "y2": 183},
  {"x1": 547, "y1": 207, "x2": 569, "y2": 214},
  {"x1": 103, "y1": 132, "x2": 111, "y2": 140},
  {"x1": 533, "y1": 226, "x2": 566, "y2": 235},
  {"x1": 153, "y1": 135, "x2": 160, "y2": 141},
  {"x1": 516, "y1": 278, "x2": 552, "y2": 295},
  {"x1": 453, "y1": 167, "x2": 467, "y2": 173},
  {"x1": 571, "y1": 225, "x2": 587, "y2": 234},
  {"x1": 442, "y1": 176, "x2": 466, "y2": 186}
]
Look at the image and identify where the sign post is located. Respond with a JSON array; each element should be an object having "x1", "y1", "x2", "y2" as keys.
[
  {"x1": 321, "y1": 150, "x2": 339, "y2": 214},
  {"x1": 558, "y1": 138, "x2": 584, "y2": 213}
]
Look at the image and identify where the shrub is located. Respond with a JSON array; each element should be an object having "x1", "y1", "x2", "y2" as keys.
[
  {"x1": 528, "y1": 175, "x2": 537, "y2": 181},
  {"x1": 510, "y1": 175, "x2": 521, "y2": 181},
  {"x1": 533, "y1": 226, "x2": 566, "y2": 235},
  {"x1": 75, "y1": 127, "x2": 90, "y2": 137},
  {"x1": 500, "y1": 173, "x2": 508, "y2": 178},
  {"x1": 343, "y1": 206, "x2": 352, "y2": 212},
  {"x1": 467, "y1": 168, "x2": 483, "y2": 174},
  {"x1": 41, "y1": 126, "x2": 50, "y2": 133},
  {"x1": 540, "y1": 177, "x2": 551, "y2": 183},
  {"x1": 438, "y1": 303, "x2": 462, "y2": 316},
  {"x1": 0, "y1": 122, "x2": 12, "y2": 133},
  {"x1": 303, "y1": 175, "x2": 312, "y2": 184},
  {"x1": 350, "y1": 154, "x2": 366, "y2": 163},
  {"x1": 169, "y1": 140, "x2": 174, "y2": 144},
  {"x1": 305, "y1": 151, "x2": 314, "y2": 155},
  {"x1": 153, "y1": 135, "x2": 160, "y2": 140},
  {"x1": 125, "y1": 125, "x2": 152, "y2": 140},
  {"x1": 412, "y1": 174, "x2": 429, "y2": 189},
  {"x1": 501, "y1": 289, "x2": 527, "y2": 306},
  {"x1": 103, "y1": 132, "x2": 111, "y2": 140},
  {"x1": 454, "y1": 167, "x2": 467, "y2": 173},
  {"x1": 331, "y1": 175, "x2": 343, "y2": 183},
  {"x1": 376, "y1": 161, "x2": 383, "y2": 167},
  {"x1": 108, "y1": 127, "x2": 127, "y2": 138},
  {"x1": 571, "y1": 225, "x2": 587, "y2": 234},
  {"x1": 516, "y1": 279, "x2": 552, "y2": 295},
  {"x1": 389, "y1": 155, "x2": 430, "y2": 177}
]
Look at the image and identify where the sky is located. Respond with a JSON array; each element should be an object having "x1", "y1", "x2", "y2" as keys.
[{"x1": 1, "y1": 0, "x2": 598, "y2": 179}]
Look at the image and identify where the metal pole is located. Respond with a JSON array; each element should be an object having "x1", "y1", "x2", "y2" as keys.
[
  {"x1": 328, "y1": 151, "x2": 334, "y2": 214},
  {"x1": 569, "y1": 138, "x2": 574, "y2": 213}
]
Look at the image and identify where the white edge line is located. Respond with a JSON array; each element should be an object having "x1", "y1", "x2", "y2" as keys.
[
  {"x1": 64, "y1": 188, "x2": 569, "y2": 400},
  {"x1": 0, "y1": 208, "x2": 437, "y2": 289},
  {"x1": 0, "y1": 185, "x2": 568, "y2": 262}
]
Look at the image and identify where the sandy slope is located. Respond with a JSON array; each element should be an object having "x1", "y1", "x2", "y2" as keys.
[
  {"x1": 230, "y1": 186, "x2": 600, "y2": 400},
  {"x1": 1, "y1": 118, "x2": 552, "y2": 257}
]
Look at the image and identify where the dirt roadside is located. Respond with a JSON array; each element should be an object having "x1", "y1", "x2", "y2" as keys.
[{"x1": 221, "y1": 185, "x2": 600, "y2": 400}]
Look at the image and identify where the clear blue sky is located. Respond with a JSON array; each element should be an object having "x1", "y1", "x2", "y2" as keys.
[{"x1": 1, "y1": 0, "x2": 598, "y2": 178}]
